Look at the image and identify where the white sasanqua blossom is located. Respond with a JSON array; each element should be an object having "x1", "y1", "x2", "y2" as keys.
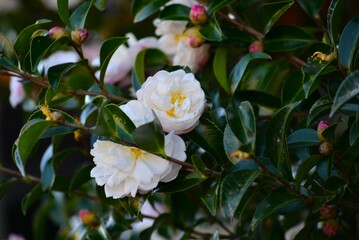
[
  {"x1": 38, "y1": 51, "x2": 79, "y2": 74},
  {"x1": 90, "y1": 132, "x2": 186, "y2": 199},
  {"x1": 9, "y1": 76, "x2": 26, "y2": 108},
  {"x1": 137, "y1": 69, "x2": 206, "y2": 134},
  {"x1": 119, "y1": 100, "x2": 155, "y2": 127}
]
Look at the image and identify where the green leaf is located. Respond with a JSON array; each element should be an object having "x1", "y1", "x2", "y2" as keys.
[
  {"x1": 287, "y1": 129, "x2": 321, "y2": 148},
  {"x1": 40, "y1": 145, "x2": 55, "y2": 191},
  {"x1": 159, "y1": 4, "x2": 190, "y2": 21},
  {"x1": 132, "y1": 0, "x2": 170, "y2": 23},
  {"x1": 230, "y1": 52, "x2": 271, "y2": 93},
  {"x1": 91, "y1": 104, "x2": 118, "y2": 137},
  {"x1": 21, "y1": 183, "x2": 44, "y2": 215},
  {"x1": 349, "y1": 112, "x2": 359, "y2": 145},
  {"x1": 157, "y1": 173, "x2": 206, "y2": 193},
  {"x1": 226, "y1": 101, "x2": 256, "y2": 148},
  {"x1": 250, "y1": 188, "x2": 301, "y2": 230},
  {"x1": 338, "y1": 16, "x2": 359, "y2": 70},
  {"x1": 220, "y1": 165, "x2": 260, "y2": 220},
  {"x1": 213, "y1": 47, "x2": 229, "y2": 93},
  {"x1": 294, "y1": 155, "x2": 322, "y2": 187},
  {"x1": 265, "y1": 25, "x2": 313, "y2": 52},
  {"x1": 133, "y1": 114, "x2": 165, "y2": 156},
  {"x1": 119, "y1": 196, "x2": 146, "y2": 219},
  {"x1": 70, "y1": 0, "x2": 93, "y2": 29},
  {"x1": 0, "y1": 178, "x2": 19, "y2": 199},
  {"x1": 94, "y1": 0, "x2": 107, "y2": 11},
  {"x1": 234, "y1": 90, "x2": 281, "y2": 109},
  {"x1": 57, "y1": 0, "x2": 72, "y2": 28},
  {"x1": 0, "y1": 33, "x2": 16, "y2": 61},
  {"x1": 307, "y1": 96, "x2": 332, "y2": 125},
  {"x1": 191, "y1": 155, "x2": 208, "y2": 174},
  {"x1": 302, "y1": 61, "x2": 333, "y2": 98},
  {"x1": 199, "y1": 15, "x2": 224, "y2": 41},
  {"x1": 207, "y1": 0, "x2": 236, "y2": 15},
  {"x1": 201, "y1": 183, "x2": 219, "y2": 216},
  {"x1": 47, "y1": 60, "x2": 87, "y2": 91},
  {"x1": 70, "y1": 164, "x2": 94, "y2": 191},
  {"x1": 296, "y1": 0, "x2": 324, "y2": 17},
  {"x1": 223, "y1": 124, "x2": 241, "y2": 164},
  {"x1": 260, "y1": 0, "x2": 294, "y2": 34},
  {"x1": 330, "y1": 70, "x2": 359, "y2": 117},
  {"x1": 327, "y1": 0, "x2": 347, "y2": 45},
  {"x1": 105, "y1": 103, "x2": 136, "y2": 140},
  {"x1": 282, "y1": 71, "x2": 305, "y2": 105},
  {"x1": 317, "y1": 156, "x2": 332, "y2": 180},
  {"x1": 13, "y1": 119, "x2": 55, "y2": 176},
  {"x1": 14, "y1": 19, "x2": 51, "y2": 64},
  {"x1": 99, "y1": 37, "x2": 129, "y2": 84}
]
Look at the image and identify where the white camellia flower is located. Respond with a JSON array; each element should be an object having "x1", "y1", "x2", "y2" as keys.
[
  {"x1": 119, "y1": 100, "x2": 155, "y2": 127},
  {"x1": 90, "y1": 132, "x2": 186, "y2": 198},
  {"x1": 137, "y1": 69, "x2": 206, "y2": 134},
  {"x1": 9, "y1": 76, "x2": 26, "y2": 108},
  {"x1": 39, "y1": 51, "x2": 79, "y2": 74}
]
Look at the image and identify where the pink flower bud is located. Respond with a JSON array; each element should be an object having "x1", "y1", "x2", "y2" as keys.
[
  {"x1": 190, "y1": 4, "x2": 208, "y2": 25},
  {"x1": 317, "y1": 120, "x2": 330, "y2": 142},
  {"x1": 320, "y1": 204, "x2": 336, "y2": 219},
  {"x1": 79, "y1": 209, "x2": 99, "y2": 228},
  {"x1": 71, "y1": 28, "x2": 89, "y2": 46},
  {"x1": 249, "y1": 40, "x2": 264, "y2": 52},
  {"x1": 48, "y1": 26, "x2": 68, "y2": 40},
  {"x1": 323, "y1": 219, "x2": 339, "y2": 237},
  {"x1": 319, "y1": 142, "x2": 333, "y2": 156},
  {"x1": 186, "y1": 27, "x2": 205, "y2": 48}
]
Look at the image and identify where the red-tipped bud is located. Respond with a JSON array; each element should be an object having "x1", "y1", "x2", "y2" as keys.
[
  {"x1": 320, "y1": 204, "x2": 337, "y2": 219},
  {"x1": 190, "y1": 4, "x2": 208, "y2": 25},
  {"x1": 71, "y1": 28, "x2": 88, "y2": 46},
  {"x1": 79, "y1": 209, "x2": 99, "y2": 228},
  {"x1": 249, "y1": 40, "x2": 263, "y2": 53},
  {"x1": 317, "y1": 121, "x2": 330, "y2": 142},
  {"x1": 319, "y1": 142, "x2": 333, "y2": 156},
  {"x1": 323, "y1": 219, "x2": 339, "y2": 237},
  {"x1": 186, "y1": 27, "x2": 205, "y2": 48},
  {"x1": 48, "y1": 26, "x2": 68, "y2": 40}
]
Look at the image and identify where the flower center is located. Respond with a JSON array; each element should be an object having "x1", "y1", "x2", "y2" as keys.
[
  {"x1": 130, "y1": 148, "x2": 142, "y2": 160},
  {"x1": 174, "y1": 33, "x2": 188, "y2": 43},
  {"x1": 167, "y1": 92, "x2": 187, "y2": 118}
]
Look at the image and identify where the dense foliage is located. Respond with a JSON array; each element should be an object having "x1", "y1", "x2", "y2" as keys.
[{"x1": 1, "y1": 0, "x2": 359, "y2": 239}]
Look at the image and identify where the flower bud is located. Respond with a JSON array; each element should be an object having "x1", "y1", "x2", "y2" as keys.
[
  {"x1": 317, "y1": 121, "x2": 330, "y2": 142},
  {"x1": 320, "y1": 204, "x2": 336, "y2": 219},
  {"x1": 71, "y1": 28, "x2": 88, "y2": 46},
  {"x1": 323, "y1": 219, "x2": 339, "y2": 237},
  {"x1": 249, "y1": 40, "x2": 263, "y2": 53},
  {"x1": 189, "y1": 4, "x2": 208, "y2": 25},
  {"x1": 48, "y1": 26, "x2": 68, "y2": 40},
  {"x1": 79, "y1": 209, "x2": 99, "y2": 228},
  {"x1": 319, "y1": 142, "x2": 333, "y2": 156},
  {"x1": 186, "y1": 27, "x2": 205, "y2": 48},
  {"x1": 50, "y1": 111, "x2": 64, "y2": 122}
]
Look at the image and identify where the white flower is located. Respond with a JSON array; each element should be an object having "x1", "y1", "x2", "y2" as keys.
[
  {"x1": 137, "y1": 69, "x2": 206, "y2": 134},
  {"x1": 166, "y1": 0, "x2": 198, "y2": 7},
  {"x1": 42, "y1": 0, "x2": 81, "y2": 10},
  {"x1": 9, "y1": 76, "x2": 26, "y2": 108},
  {"x1": 90, "y1": 132, "x2": 186, "y2": 198},
  {"x1": 39, "y1": 50, "x2": 79, "y2": 74},
  {"x1": 119, "y1": 100, "x2": 155, "y2": 127}
]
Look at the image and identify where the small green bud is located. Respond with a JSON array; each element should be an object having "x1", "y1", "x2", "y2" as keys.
[
  {"x1": 71, "y1": 28, "x2": 89, "y2": 46},
  {"x1": 48, "y1": 26, "x2": 68, "y2": 40}
]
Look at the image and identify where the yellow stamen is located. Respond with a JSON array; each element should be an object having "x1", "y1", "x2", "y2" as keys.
[
  {"x1": 40, "y1": 104, "x2": 52, "y2": 120},
  {"x1": 130, "y1": 148, "x2": 143, "y2": 160},
  {"x1": 166, "y1": 92, "x2": 187, "y2": 118}
]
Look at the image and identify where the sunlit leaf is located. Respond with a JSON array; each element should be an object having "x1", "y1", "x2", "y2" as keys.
[
  {"x1": 132, "y1": 0, "x2": 170, "y2": 23},
  {"x1": 338, "y1": 16, "x2": 359, "y2": 70}
]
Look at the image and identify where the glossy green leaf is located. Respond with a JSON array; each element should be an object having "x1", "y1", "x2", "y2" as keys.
[
  {"x1": 157, "y1": 173, "x2": 206, "y2": 193},
  {"x1": 40, "y1": 145, "x2": 55, "y2": 191},
  {"x1": 327, "y1": 0, "x2": 347, "y2": 45},
  {"x1": 282, "y1": 71, "x2": 305, "y2": 105},
  {"x1": 94, "y1": 0, "x2": 107, "y2": 11},
  {"x1": 349, "y1": 112, "x2": 359, "y2": 145},
  {"x1": 287, "y1": 129, "x2": 321, "y2": 148},
  {"x1": 91, "y1": 105, "x2": 118, "y2": 138},
  {"x1": 330, "y1": 70, "x2": 359, "y2": 117},
  {"x1": 230, "y1": 52, "x2": 271, "y2": 93},
  {"x1": 21, "y1": 183, "x2": 44, "y2": 215},
  {"x1": 191, "y1": 155, "x2": 208, "y2": 174},
  {"x1": 0, "y1": 178, "x2": 19, "y2": 199},
  {"x1": 223, "y1": 124, "x2": 241, "y2": 164},
  {"x1": 260, "y1": 0, "x2": 294, "y2": 34},
  {"x1": 213, "y1": 47, "x2": 229, "y2": 93},
  {"x1": 207, "y1": 0, "x2": 236, "y2": 15},
  {"x1": 201, "y1": 183, "x2": 219, "y2": 216},
  {"x1": 317, "y1": 156, "x2": 332, "y2": 180},
  {"x1": 159, "y1": 4, "x2": 190, "y2": 21},
  {"x1": 105, "y1": 103, "x2": 136, "y2": 140},
  {"x1": 13, "y1": 19, "x2": 51, "y2": 64},
  {"x1": 47, "y1": 60, "x2": 87, "y2": 91},
  {"x1": 0, "y1": 33, "x2": 16, "y2": 61},
  {"x1": 250, "y1": 188, "x2": 301, "y2": 230},
  {"x1": 266, "y1": 102, "x2": 299, "y2": 180},
  {"x1": 339, "y1": 16, "x2": 359, "y2": 70},
  {"x1": 234, "y1": 90, "x2": 281, "y2": 109},
  {"x1": 13, "y1": 119, "x2": 55, "y2": 176},
  {"x1": 296, "y1": 0, "x2": 324, "y2": 17},
  {"x1": 265, "y1": 25, "x2": 313, "y2": 52},
  {"x1": 70, "y1": 0, "x2": 93, "y2": 29},
  {"x1": 99, "y1": 37, "x2": 128, "y2": 84},
  {"x1": 133, "y1": 114, "x2": 165, "y2": 156},
  {"x1": 307, "y1": 96, "x2": 332, "y2": 125},
  {"x1": 70, "y1": 164, "x2": 94, "y2": 191},
  {"x1": 132, "y1": 0, "x2": 170, "y2": 23},
  {"x1": 199, "y1": 15, "x2": 224, "y2": 41},
  {"x1": 302, "y1": 62, "x2": 333, "y2": 98},
  {"x1": 186, "y1": 118, "x2": 228, "y2": 165},
  {"x1": 57, "y1": 0, "x2": 72, "y2": 28},
  {"x1": 226, "y1": 101, "x2": 256, "y2": 148},
  {"x1": 220, "y1": 166, "x2": 260, "y2": 220},
  {"x1": 294, "y1": 155, "x2": 322, "y2": 187}
]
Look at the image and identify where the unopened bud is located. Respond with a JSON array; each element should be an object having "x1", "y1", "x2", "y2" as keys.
[
  {"x1": 186, "y1": 27, "x2": 205, "y2": 48},
  {"x1": 190, "y1": 4, "x2": 208, "y2": 25},
  {"x1": 319, "y1": 142, "x2": 333, "y2": 156},
  {"x1": 79, "y1": 209, "x2": 99, "y2": 228},
  {"x1": 323, "y1": 219, "x2": 339, "y2": 237},
  {"x1": 317, "y1": 121, "x2": 330, "y2": 142},
  {"x1": 71, "y1": 28, "x2": 88, "y2": 46},
  {"x1": 320, "y1": 204, "x2": 336, "y2": 219},
  {"x1": 50, "y1": 111, "x2": 64, "y2": 122},
  {"x1": 249, "y1": 40, "x2": 264, "y2": 53},
  {"x1": 48, "y1": 26, "x2": 68, "y2": 40}
]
